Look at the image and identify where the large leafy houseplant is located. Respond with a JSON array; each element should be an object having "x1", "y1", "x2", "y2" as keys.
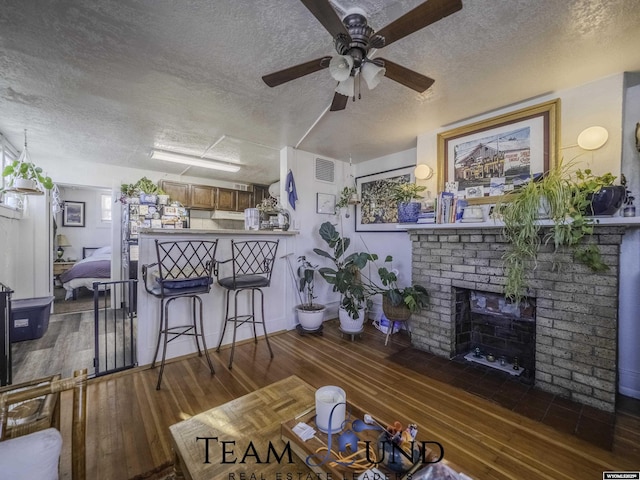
[
  {"x1": 500, "y1": 162, "x2": 615, "y2": 302},
  {"x1": 313, "y1": 221, "x2": 375, "y2": 320}
]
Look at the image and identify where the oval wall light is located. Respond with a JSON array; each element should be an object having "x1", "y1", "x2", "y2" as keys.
[
  {"x1": 414, "y1": 164, "x2": 434, "y2": 180},
  {"x1": 577, "y1": 126, "x2": 609, "y2": 151}
]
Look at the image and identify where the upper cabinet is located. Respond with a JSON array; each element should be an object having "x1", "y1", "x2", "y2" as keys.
[
  {"x1": 216, "y1": 188, "x2": 237, "y2": 211},
  {"x1": 190, "y1": 185, "x2": 216, "y2": 209},
  {"x1": 158, "y1": 180, "x2": 261, "y2": 211},
  {"x1": 159, "y1": 180, "x2": 190, "y2": 207},
  {"x1": 237, "y1": 190, "x2": 254, "y2": 211}
]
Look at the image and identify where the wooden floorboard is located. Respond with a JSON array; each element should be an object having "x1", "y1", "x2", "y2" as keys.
[{"x1": 58, "y1": 320, "x2": 640, "y2": 480}]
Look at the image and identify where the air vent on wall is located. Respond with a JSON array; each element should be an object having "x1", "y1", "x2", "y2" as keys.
[
  {"x1": 233, "y1": 183, "x2": 250, "y2": 191},
  {"x1": 315, "y1": 158, "x2": 335, "y2": 183}
]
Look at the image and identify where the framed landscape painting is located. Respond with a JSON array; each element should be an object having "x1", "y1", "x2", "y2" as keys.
[
  {"x1": 437, "y1": 99, "x2": 560, "y2": 204},
  {"x1": 63, "y1": 201, "x2": 85, "y2": 227},
  {"x1": 355, "y1": 165, "x2": 415, "y2": 232}
]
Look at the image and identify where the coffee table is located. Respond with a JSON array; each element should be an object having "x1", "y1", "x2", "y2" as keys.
[{"x1": 169, "y1": 375, "x2": 316, "y2": 480}]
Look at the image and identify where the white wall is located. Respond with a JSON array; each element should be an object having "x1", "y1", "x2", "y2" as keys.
[
  {"x1": 282, "y1": 147, "x2": 348, "y2": 323},
  {"x1": 56, "y1": 186, "x2": 112, "y2": 261},
  {"x1": 619, "y1": 74, "x2": 640, "y2": 398},
  {"x1": 0, "y1": 194, "x2": 51, "y2": 300}
]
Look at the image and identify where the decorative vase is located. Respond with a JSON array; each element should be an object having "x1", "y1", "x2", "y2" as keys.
[
  {"x1": 397, "y1": 202, "x2": 421, "y2": 223},
  {"x1": 587, "y1": 186, "x2": 625, "y2": 216},
  {"x1": 295, "y1": 304, "x2": 325, "y2": 331},
  {"x1": 338, "y1": 306, "x2": 365, "y2": 332},
  {"x1": 139, "y1": 193, "x2": 158, "y2": 205}
]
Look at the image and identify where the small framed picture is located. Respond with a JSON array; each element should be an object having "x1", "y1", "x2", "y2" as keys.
[
  {"x1": 316, "y1": 193, "x2": 336, "y2": 215},
  {"x1": 63, "y1": 201, "x2": 86, "y2": 227}
]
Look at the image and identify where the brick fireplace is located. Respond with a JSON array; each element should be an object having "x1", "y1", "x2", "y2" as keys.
[{"x1": 408, "y1": 225, "x2": 624, "y2": 412}]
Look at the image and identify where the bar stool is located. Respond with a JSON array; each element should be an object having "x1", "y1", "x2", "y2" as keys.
[
  {"x1": 142, "y1": 239, "x2": 217, "y2": 389},
  {"x1": 215, "y1": 240, "x2": 279, "y2": 369}
]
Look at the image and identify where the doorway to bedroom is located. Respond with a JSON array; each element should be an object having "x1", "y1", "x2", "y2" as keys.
[{"x1": 53, "y1": 184, "x2": 113, "y2": 314}]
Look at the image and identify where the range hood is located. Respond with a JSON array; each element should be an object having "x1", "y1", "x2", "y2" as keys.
[{"x1": 210, "y1": 210, "x2": 245, "y2": 221}]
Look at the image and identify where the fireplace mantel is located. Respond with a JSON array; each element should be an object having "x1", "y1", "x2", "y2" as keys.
[{"x1": 401, "y1": 216, "x2": 640, "y2": 231}]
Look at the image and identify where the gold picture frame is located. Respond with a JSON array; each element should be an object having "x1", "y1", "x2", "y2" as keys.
[{"x1": 437, "y1": 99, "x2": 560, "y2": 204}]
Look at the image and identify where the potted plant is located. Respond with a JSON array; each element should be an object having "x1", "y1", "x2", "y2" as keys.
[
  {"x1": 499, "y1": 161, "x2": 616, "y2": 302},
  {"x1": 2, "y1": 159, "x2": 53, "y2": 193},
  {"x1": 118, "y1": 183, "x2": 138, "y2": 204},
  {"x1": 374, "y1": 259, "x2": 429, "y2": 321},
  {"x1": 574, "y1": 168, "x2": 625, "y2": 216},
  {"x1": 135, "y1": 177, "x2": 165, "y2": 204},
  {"x1": 313, "y1": 221, "x2": 375, "y2": 332},
  {"x1": 390, "y1": 182, "x2": 426, "y2": 223},
  {"x1": 294, "y1": 255, "x2": 326, "y2": 331}
]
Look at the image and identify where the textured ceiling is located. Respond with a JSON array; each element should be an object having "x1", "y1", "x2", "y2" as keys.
[{"x1": 1, "y1": 0, "x2": 640, "y2": 185}]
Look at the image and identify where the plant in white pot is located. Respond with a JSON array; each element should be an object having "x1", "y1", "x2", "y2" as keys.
[
  {"x1": 390, "y1": 182, "x2": 426, "y2": 223},
  {"x1": 294, "y1": 255, "x2": 326, "y2": 332},
  {"x1": 314, "y1": 222, "x2": 375, "y2": 333},
  {"x1": 2, "y1": 160, "x2": 53, "y2": 194}
]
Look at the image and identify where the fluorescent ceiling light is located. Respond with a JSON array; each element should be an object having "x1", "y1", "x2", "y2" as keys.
[{"x1": 150, "y1": 149, "x2": 241, "y2": 172}]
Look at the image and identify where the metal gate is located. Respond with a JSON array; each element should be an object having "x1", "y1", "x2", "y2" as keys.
[{"x1": 93, "y1": 279, "x2": 137, "y2": 377}]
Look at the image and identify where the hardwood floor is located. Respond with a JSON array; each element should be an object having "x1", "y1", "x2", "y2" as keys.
[{"x1": 59, "y1": 320, "x2": 640, "y2": 480}]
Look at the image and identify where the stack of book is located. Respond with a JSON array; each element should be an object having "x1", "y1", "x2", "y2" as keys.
[{"x1": 435, "y1": 192, "x2": 468, "y2": 224}]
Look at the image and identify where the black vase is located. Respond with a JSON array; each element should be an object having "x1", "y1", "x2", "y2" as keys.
[{"x1": 587, "y1": 186, "x2": 626, "y2": 216}]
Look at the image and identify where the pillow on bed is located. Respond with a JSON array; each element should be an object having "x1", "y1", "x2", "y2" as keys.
[{"x1": 92, "y1": 246, "x2": 111, "y2": 256}]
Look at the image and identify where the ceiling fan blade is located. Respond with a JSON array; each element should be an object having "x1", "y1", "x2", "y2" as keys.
[
  {"x1": 262, "y1": 56, "x2": 331, "y2": 87},
  {"x1": 375, "y1": 0, "x2": 462, "y2": 47},
  {"x1": 300, "y1": 0, "x2": 351, "y2": 40},
  {"x1": 379, "y1": 58, "x2": 435, "y2": 93},
  {"x1": 330, "y1": 92, "x2": 349, "y2": 111}
]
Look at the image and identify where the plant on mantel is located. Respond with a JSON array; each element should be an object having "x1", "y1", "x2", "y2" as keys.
[{"x1": 499, "y1": 160, "x2": 619, "y2": 302}]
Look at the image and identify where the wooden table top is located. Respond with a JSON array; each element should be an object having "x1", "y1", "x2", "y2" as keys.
[{"x1": 169, "y1": 375, "x2": 316, "y2": 480}]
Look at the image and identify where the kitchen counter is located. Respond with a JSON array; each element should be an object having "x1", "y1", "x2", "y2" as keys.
[
  {"x1": 136, "y1": 229, "x2": 298, "y2": 366},
  {"x1": 139, "y1": 227, "x2": 299, "y2": 235}
]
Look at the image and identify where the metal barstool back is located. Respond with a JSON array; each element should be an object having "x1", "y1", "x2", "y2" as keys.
[
  {"x1": 142, "y1": 239, "x2": 218, "y2": 389},
  {"x1": 215, "y1": 239, "x2": 279, "y2": 369}
]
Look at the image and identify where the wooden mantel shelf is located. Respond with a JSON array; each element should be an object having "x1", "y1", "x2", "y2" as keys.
[{"x1": 400, "y1": 216, "x2": 640, "y2": 230}]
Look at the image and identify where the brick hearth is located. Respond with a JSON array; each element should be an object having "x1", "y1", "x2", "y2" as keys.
[{"x1": 409, "y1": 225, "x2": 624, "y2": 412}]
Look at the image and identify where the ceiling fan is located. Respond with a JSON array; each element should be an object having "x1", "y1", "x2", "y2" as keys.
[{"x1": 262, "y1": 0, "x2": 463, "y2": 111}]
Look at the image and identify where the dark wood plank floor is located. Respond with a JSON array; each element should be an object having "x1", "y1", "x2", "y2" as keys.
[{"x1": 59, "y1": 320, "x2": 640, "y2": 480}]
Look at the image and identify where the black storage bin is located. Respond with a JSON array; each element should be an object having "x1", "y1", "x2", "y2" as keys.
[{"x1": 10, "y1": 296, "x2": 54, "y2": 342}]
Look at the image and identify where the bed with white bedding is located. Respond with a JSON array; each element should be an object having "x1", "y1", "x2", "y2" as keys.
[{"x1": 59, "y1": 246, "x2": 112, "y2": 300}]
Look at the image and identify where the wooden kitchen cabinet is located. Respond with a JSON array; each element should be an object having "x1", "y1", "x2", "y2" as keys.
[
  {"x1": 237, "y1": 190, "x2": 254, "y2": 211},
  {"x1": 190, "y1": 185, "x2": 216, "y2": 209},
  {"x1": 253, "y1": 185, "x2": 270, "y2": 206},
  {"x1": 216, "y1": 188, "x2": 237, "y2": 211},
  {"x1": 159, "y1": 180, "x2": 190, "y2": 206}
]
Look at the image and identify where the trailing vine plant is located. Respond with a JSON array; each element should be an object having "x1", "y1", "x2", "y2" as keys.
[{"x1": 500, "y1": 160, "x2": 613, "y2": 302}]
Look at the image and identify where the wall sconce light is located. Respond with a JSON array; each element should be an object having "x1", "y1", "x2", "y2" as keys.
[
  {"x1": 414, "y1": 164, "x2": 434, "y2": 180},
  {"x1": 576, "y1": 126, "x2": 609, "y2": 151}
]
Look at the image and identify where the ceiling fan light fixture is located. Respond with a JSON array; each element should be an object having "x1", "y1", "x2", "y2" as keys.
[
  {"x1": 150, "y1": 149, "x2": 241, "y2": 172},
  {"x1": 361, "y1": 62, "x2": 386, "y2": 90},
  {"x1": 329, "y1": 55, "x2": 354, "y2": 81},
  {"x1": 335, "y1": 76, "x2": 355, "y2": 97}
]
